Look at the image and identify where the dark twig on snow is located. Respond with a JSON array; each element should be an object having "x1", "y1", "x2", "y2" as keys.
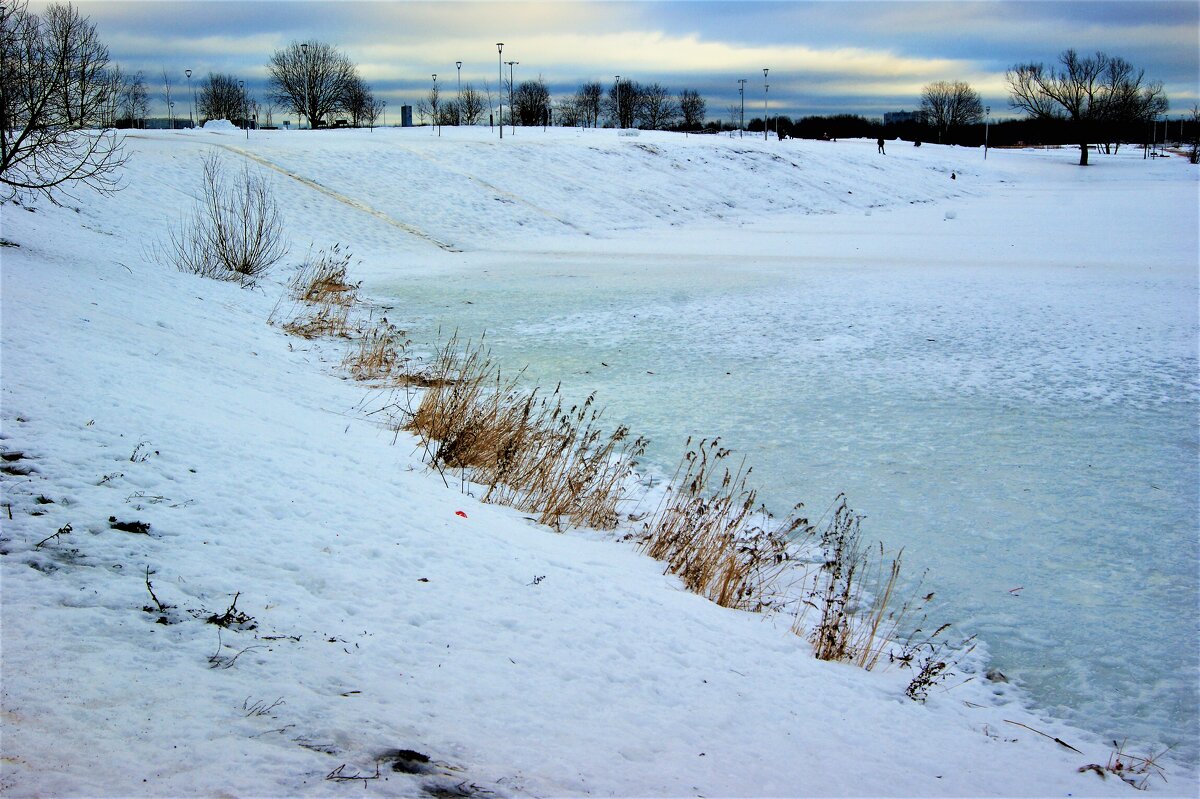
[
  {"x1": 34, "y1": 522, "x2": 72, "y2": 549},
  {"x1": 143, "y1": 565, "x2": 170, "y2": 613},
  {"x1": 1004, "y1": 719, "x2": 1083, "y2": 754},
  {"x1": 325, "y1": 763, "x2": 382, "y2": 783}
]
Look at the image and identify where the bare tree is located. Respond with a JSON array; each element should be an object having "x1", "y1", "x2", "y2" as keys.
[
  {"x1": 343, "y1": 74, "x2": 383, "y2": 128},
  {"x1": 1008, "y1": 49, "x2": 1167, "y2": 166},
  {"x1": 678, "y1": 88, "x2": 706, "y2": 129},
  {"x1": 161, "y1": 67, "x2": 175, "y2": 128},
  {"x1": 266, "y1": 40, "x2": 357, "y2": 129},
  {"x1": 44, "y1": 2, "x2": 109, "y2": 127},
  {"x1": 1096, "y1": 56, "x2": 1167, "y2": 153},
  {"x1": 97, "y1": 63, "x2": 123, "y2": 127},
  {"x1": 481, "y1": 78, "x2": 495, "y2": 126},
  {"x1": 361, "y1": 93, "x2": 385, "y2": 128},
  {"x1": 122, "y1": 69, "x2": 148, "y2": 128},
  {"x1": 0, "y1": 0, "x2": 125, "y2": 201},
  {"x1": 575, "y1": 81, "x2": 602, "y2": 128},
  {"x1": 426, "y1": 80, "x2": 440, "y2": 128},
  {"x1": 606, "y1": 78, "x2": 641, "y2": 128},
  {"x1": 198, "y1": 72, "x2": 243, "y2": 123},
  {"x1": 639, "y1": 82, "x2": 677, "y2": 130},
  {"x1": 513, "y1": 77, "x2": 550, "y2": 126},
  {"x1": 555, "y1": 96, "x2": 581, "y2": 127},
  {"x1": 459, "y1": 83, "x2": 484, "y2": 125},
  {"x1": 919, "y1": 80, "x2": 983, "y2": 143},
  {"x1": 1190, "y1": 104, "x2": 1199, "y2": 165}
]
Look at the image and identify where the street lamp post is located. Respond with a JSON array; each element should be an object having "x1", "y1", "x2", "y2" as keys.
[
  {"x1": 614, "y1": 75, "x2": 620, "y2": 128},
  {"x1": 168, "y1": 101, "x2": 175, "y2": 130},
  {"x1": 984, "y1": 105, "x2": 991, "y2": 160},
  {"x1": 301, "y1": 42, "x2": 309, "y2": 129},
  {"x1": 185, "y1": 69, "x2": 193, "y2": 127},
  {"x1": 763, "y1": 68, "x2": 769, "y2": 141},
  {"x1": 738, "y1": 78, "x2": 746, "y2": 137},
  {"x1": 497, "y1": 43, "x2": 504, "y2": 139},
  {"x1": 432, "y1": 73, "x2": 438, "y2": 134},
  {"x1": 456, "y1": 61, "x2": 462, "y2": 126},
  {"x1": 506, "y1": 61, "x2": 518, "y2": 134},
  {"x1": 239, "y1": 80, "x2": 249, "y2": 139}
]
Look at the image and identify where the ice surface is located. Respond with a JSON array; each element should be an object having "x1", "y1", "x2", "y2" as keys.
[{"x1": 383, "y1": 147, "x2": 1200, "y2": 766}]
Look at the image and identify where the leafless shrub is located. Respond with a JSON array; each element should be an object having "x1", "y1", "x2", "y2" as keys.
[
  {"x1": 165, "y1": 153, "x2": 287, "y2": 285},
  {"x1": 797, "y1": 496, "x2": 914, "y2": 669}
]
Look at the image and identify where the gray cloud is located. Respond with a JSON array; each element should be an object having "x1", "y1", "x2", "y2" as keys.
[{"x1": 61, "y1": 0, "x2": 1198, "y2": 121}]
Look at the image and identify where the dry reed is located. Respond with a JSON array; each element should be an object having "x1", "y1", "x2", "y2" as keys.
[
  {"x1": 398, "y1": 335, "x2": 956, "y2": 693},
  {"x1": 269, "y1": 245, "x2": 360, "y2": 339},
  {"x1": 342, "y1": 319, "x2": 410, "y2": 383},
  {"x1": 403, "y1": 334, "x2": 646, "y2": 530},
  {"x1": 639, "y1": 438, "x2": 810, "y2": 611}
]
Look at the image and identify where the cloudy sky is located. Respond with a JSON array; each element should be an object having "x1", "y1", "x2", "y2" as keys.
[{"x1": 56, "y1": 0, "x2": 1200, "y2": 122}]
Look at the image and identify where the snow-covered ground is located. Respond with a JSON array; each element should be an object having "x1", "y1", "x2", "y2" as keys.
[{"x1": 2, "y1": 126, "x2": 1196, "y2": 797}]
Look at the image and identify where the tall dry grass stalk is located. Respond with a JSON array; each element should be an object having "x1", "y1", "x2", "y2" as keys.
[
  {"x1": 793, "y1": 495, "x2": 927, "y2": 671},
  {"x1": 269, "y1": 244, "x2": 360, "y2": 339},
  {"x1": 404, "y1": 334, "x2": 646, "y2": 530},
  {"x1": 399, "y1": 334, "x2": 953, "y2": 691},
  {"x1": 342, "y1": 319, "x2": 410, "y2": 383},
  {"x1": 639, "y1": 438, "x2": 811, "y2": 611}
]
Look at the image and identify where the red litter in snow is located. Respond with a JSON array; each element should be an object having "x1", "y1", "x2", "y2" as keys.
[{"x1": 455, "y1": 510, "x2": 468, "y2": 518}]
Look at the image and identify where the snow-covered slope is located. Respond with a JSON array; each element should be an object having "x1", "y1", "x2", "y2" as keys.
[{"x1": 1, "y1": 127, "x2": 1193, "y2": 797}]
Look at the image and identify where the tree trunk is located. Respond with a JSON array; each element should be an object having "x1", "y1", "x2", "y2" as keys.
[{"x1": 1078, "y1": 142, "x2": 1089, "y2": 165}]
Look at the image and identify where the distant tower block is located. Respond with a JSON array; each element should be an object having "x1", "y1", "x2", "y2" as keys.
[{"x1": 401, "y1": 105, "x2": 413, "y2": 127}]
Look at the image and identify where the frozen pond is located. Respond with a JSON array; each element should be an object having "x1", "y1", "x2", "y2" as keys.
[{"x1": 379, "y1": 158, "x2": 1199, "y2": 765}]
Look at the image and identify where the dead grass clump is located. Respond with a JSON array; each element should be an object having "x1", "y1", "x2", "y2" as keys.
[
  {"x1": 478, "y1": 389, "x2": 648, "y2": 530},
  {"x1": 403, "y1": 334, "x2": 646, "y2": 531},
  {"x1": 796, "y1": 495, "x2": 909, "y2": 669},
  {"x1": 402, "y1": 338, "x2": 959, "y2": 695},
  {"x1": 639, "y1": 438, "x2": 809, "y2": 611},
  {"x1": 405, "y1": 333, "x2": 522, "y2": 468},
  {"x1": 290, "y1": 243, "x2": 358, "y2": 306},
  {"x1": 1079, "y1": 741, "x2": 1171, "y2": 790},
  {"x1": 270, "y1": 245, "x2": 360, "y2": 339},
  {"x1": 343, "y1": 319, "x2": 410, "y2": 383}
]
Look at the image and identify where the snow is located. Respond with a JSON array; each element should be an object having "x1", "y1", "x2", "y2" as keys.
[
  {"x1": 2, "y1": 126, "x2": 1197, "y2": 797},
  {"x1": 201, "y1": 119, "x2": 240, "y2": 132}
]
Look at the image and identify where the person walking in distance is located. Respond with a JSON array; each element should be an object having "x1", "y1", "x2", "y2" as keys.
[{"x1": 877, "y1": 137, "x2": 886, "y2": 155}]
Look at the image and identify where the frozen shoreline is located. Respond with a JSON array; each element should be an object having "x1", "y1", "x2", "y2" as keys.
[{"x1": 2, "y1": 127, "x2": 1196, "y2": 796}]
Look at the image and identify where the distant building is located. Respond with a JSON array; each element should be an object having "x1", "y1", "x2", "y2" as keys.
[
  {"x1": 401, "y1": 105, "x2": 413, "y2": 127},
  {"x1": 884, "y1": 111, "x2": 921, "y2": 126}
]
